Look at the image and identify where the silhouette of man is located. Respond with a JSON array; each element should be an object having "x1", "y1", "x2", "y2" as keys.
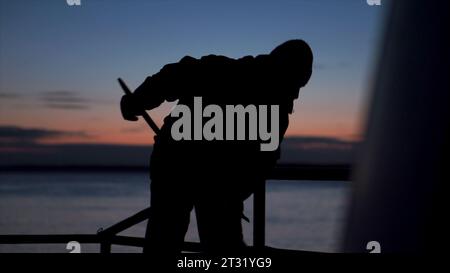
[{"x1": 121, "y1": 40, "x2": 313, "y2": 254}]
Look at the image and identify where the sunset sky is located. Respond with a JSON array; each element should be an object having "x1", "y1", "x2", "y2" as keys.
[{"x1": 0, "y1": 0, "x2": 384, "y2": 147}]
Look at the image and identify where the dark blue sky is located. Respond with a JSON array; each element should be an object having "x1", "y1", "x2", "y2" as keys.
[{"x1": 0, "y1": 0, "x2": 385, "y2": 144}]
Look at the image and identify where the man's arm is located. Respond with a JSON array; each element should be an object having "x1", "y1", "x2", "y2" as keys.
[
  {"x1": 135, "y1": 56, "x2": 198, "y2": 108},
  {"x1": 120, "y1": 56, "x2": 197, "y2": 121}
]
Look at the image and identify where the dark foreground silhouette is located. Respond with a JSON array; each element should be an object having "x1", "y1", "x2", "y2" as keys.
[{"x1": 121, "y1": 39, "x2": 313, "y2": 254}]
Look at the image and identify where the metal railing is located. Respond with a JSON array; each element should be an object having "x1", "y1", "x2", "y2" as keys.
[{"x1": 0, "y1": 164, "x2": 351, "y2": 253}]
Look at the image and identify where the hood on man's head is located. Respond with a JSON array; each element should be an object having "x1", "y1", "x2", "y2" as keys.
[{"x1": 270, "y1": 39, "x2": 313, "y2": 87}]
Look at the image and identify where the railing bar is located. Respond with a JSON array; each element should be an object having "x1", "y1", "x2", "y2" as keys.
[
  {"x1": 0, "y1": 234, "x2": 99, "y2": 244},
  {"x1": 99, "y1": 207, "x2": 151, "y2": 236}
]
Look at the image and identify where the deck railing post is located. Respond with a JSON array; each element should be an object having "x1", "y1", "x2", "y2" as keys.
[{"x1": 253, "y1": 179, "x2": 266, "y2": 248}]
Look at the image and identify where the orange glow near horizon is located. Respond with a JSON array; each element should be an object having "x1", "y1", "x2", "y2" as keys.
[
  {"x1": 1, "y1": 100, "x2": 364, "y2": 146},
  {"x1": 0, "y1": 91, "x2": 365, "y2": 146}
]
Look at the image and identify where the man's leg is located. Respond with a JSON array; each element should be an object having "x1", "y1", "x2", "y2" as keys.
[
  {"x1": 144, "y1": 176, "x2": 193, "y2": 254},
  {"x1": 195, "y1": 193, "x2": 246, "y2": 253}
]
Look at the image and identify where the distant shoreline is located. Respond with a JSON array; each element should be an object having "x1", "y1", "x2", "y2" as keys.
[
  {"x1": 0, "y1": 165, "x2": 149, "y2": 172},
  {"x1": 0, "y1": 164, "x2": 352, "y2": 182}
]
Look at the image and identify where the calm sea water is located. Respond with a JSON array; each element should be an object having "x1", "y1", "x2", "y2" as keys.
[{"x1": 0, "y1": 172, "x2": 350, "y2": 253}]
